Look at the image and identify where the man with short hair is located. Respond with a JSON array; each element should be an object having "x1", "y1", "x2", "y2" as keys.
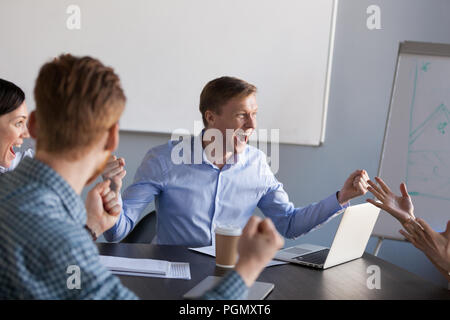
[
  {"x1": 104, "y1": 76, "x2": 370, "y2": 247},
  {"x1": 0, "y1": 56, "x2": 283, "y2": 299}
]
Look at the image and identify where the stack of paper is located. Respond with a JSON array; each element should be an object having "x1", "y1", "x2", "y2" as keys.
[{"x1": 99, "y1": 255, "x2": 191, "y2": 280}]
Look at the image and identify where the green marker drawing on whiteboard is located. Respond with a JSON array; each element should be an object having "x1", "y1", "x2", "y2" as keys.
[
  {"x1": 437, "y1": 122, "x2": 447, "y2": 134},
  {"x1": 406, "y1": 61, "x2": 450, "y2": 201},
  {"x1": 421, "y1": 62, "x2": 430, "y2": 72}
]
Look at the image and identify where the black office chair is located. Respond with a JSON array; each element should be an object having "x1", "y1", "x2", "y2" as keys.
[{"x1": 121, "y1": 210, "x2": 157, "y2": 244}]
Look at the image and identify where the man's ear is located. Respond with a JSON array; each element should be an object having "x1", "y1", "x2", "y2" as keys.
[
  {"x1": 105, "y1": 122, "x2": 119, "y2": 152},
  {"x1": 28, "y1": 111, "x2": 38, "y2": 139},
  {"x1": 204, "y1": 110, "x2": 216, "y2": 128}
]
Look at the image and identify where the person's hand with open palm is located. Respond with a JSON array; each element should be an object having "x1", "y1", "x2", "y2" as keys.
[
  {"x1": 366, "y1": 177, "x2": 415, "y2": 225},
  {"x1": 400, "y1": 219, "x2": 450, "y2": 272},
  {"x1": 366, "y1": 177, "x2": 450, "y2": 282}
]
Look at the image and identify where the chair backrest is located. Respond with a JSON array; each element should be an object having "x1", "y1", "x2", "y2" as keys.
[{"x1": 121, "y1": 210, "x2": 157, "y2": 244}]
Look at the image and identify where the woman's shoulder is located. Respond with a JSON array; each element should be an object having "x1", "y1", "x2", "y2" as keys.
[{"x1": 20, "y1": 148, "x2": 35, "y2": 159}]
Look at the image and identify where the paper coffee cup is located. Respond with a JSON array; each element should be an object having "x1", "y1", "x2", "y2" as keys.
[{"x1": 215, "y1": 225, "x2": 242, "y2": 268}]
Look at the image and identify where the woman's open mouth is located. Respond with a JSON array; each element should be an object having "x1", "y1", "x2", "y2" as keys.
[
  {"x1": 9, "y1": 146, "x2": 16, "y2": 157},
  {"x1": 9, "y1": 144, "x2": 21, "y2": 159}
]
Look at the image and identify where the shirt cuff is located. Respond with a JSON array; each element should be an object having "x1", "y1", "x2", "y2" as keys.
[
  {"x1": 321, "y1": 191, "x2": 350, "y2": 215},
  {"x1": 336, "y1": 191, "x2": 351, "y2": 209},
  {"x1": 102, "y1": 209, "x2": 123, "y2": 242}
]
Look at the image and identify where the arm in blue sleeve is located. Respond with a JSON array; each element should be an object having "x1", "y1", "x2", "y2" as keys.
[
  {"x1": 257, "y1": 164, "x2": 348, "y2": 239},
  {"x1": 103, "y1": 150, "x2": 167, "y2": 242}
]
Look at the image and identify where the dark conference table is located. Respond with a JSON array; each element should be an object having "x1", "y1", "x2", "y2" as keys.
[{"x1": 96, "y1": 243, "x2": 450, "y2": 300}]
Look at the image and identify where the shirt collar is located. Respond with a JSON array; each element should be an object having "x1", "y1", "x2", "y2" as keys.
[
  {"x1": 191, "y1": 129, "x2": 247, "y2": 169},
  {"x1": 14, "y1": 157, "x2": 86, "y2": 225}
]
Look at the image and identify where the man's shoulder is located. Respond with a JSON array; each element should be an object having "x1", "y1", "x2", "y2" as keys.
[
  {"x1": 243, "y1": 144, "x2": 269, "y2": 164},
  {"x1": 139, "y1": 138, "x2": 193, "y2": 172},
  {"x1": 0, "y1": 176, "x2": 62, "y2": 217},
  {"x1": 145, "y1": 138, "x2": 192, "y2": 156},
  {"x1": 0, "y1": 175, "x2": 88, "y2": 248},
  {"x1": 1, "y1": 200, "x2": 88, "y2": 245},
  {"x1": 143, "y1": 140, "x2": 179, "y2": 161},
  {"x1": 240, "y1": 145, "x2": 277, "y2": 181},
  {"x1": 245, "y1": 143, "x2": 266, "y2": 155}
]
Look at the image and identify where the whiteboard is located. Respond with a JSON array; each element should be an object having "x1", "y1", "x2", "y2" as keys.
[
  {"x1": 0, "y1": 0, "x2": 337, "y2": 146},
  {"x1": 374, "y1": 41, "x2": 450, "y2": 240}
]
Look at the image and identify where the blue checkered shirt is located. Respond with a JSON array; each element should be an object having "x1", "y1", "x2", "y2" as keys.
[
  {"x1": 0, "y1": 157, "x2": 137, "y2": 299},
  {"x1": 0, "y1": 157, "x2": 247, "y2": 300},
  {"x1": 202, "y1": 270, "x2": 248, "y2": 300}
]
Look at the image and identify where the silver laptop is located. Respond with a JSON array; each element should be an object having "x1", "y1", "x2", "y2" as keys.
[{"x1": 275, "y1": 203, "x2": 380, "y2": 269}]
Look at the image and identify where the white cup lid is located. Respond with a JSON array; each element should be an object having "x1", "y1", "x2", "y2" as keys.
[{"x1": 215, "y1": 225, "x2": 242, "y2": 236}]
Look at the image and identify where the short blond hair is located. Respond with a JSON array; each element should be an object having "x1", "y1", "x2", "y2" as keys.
[{"x1": 34, "y1": 54, "x2": 125, "y2": 159}]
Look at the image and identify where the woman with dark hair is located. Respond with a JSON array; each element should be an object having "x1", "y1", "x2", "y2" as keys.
[{"x1": 0, "y1": 78, "x2": 33, "y2": 174}]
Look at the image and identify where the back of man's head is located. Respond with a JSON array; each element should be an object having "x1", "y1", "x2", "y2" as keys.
[{"x1": 33, "y1": 54, "x2": 125, "y2": 160}]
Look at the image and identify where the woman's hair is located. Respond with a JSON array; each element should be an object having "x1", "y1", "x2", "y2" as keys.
[{"x1": 0, "y1": 78, "x2": 25, "y2": 117}]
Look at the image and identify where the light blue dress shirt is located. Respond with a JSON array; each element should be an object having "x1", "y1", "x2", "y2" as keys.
[{"x1": 104, "y1": 134, "x2": 348, "y2": 247}]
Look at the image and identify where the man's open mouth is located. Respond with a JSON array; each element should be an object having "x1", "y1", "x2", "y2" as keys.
[{"x1": 235, "y1": 131, "x2": 251, "y2": 144}]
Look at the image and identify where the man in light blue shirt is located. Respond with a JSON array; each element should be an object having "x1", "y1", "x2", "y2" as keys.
[{"x1": 104, "y1": 76, "x2": 370, "y2": 247}]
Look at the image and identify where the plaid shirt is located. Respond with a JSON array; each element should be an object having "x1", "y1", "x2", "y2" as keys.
[
  {"x1": 202, "y1": 271, "x2": 248, "y2": 300},
  {"x1": 0, "y1": 157, "x2": 247, "y2": 300}
]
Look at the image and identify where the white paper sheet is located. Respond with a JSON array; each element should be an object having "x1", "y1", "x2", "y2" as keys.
[
  {"x1": 99, "y1": 255, "x2": 191, "y2": 279},
  {"x1": 188, "y1": 246, "x2": 288, "y2": 268},
  {"x1": 99, "y1": 255, "x2": 169, "y2": 274}
]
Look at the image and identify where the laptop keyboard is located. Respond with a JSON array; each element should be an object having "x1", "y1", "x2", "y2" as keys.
[{"x1": 294, "y1": 249, "x2": 330, "y2": 265}]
